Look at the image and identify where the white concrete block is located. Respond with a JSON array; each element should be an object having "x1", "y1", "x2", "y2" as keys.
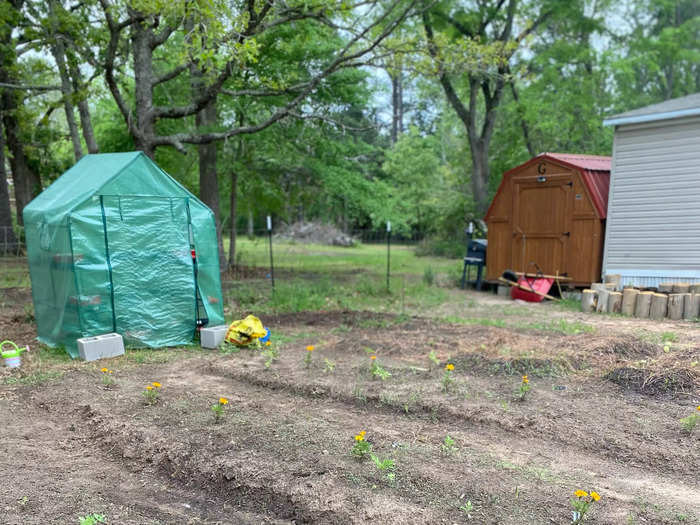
[
  {"x1": 77, "y1": 333, "x2": 125, "y2": 361},
  {"x1": 200, "y1": 325, "x2": 228, "y2": 349}
]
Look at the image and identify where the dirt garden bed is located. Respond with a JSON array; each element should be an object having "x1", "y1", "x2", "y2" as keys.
[{"x1": 1, "y1": 306, "x2": 698, "y2": 524}]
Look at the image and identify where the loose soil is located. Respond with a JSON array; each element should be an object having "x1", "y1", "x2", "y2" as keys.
[{"x1": 1, "y1": 297, "x2": 699, "y2": 523}]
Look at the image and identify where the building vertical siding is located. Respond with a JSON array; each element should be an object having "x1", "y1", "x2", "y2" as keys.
[{"x1": 603, "y1": 115, "x2": 700, "y2": 287}]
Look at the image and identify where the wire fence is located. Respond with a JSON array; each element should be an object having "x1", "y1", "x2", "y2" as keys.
[{"x1": 0, "y1": 226, "x2": 23, "y2": 256}]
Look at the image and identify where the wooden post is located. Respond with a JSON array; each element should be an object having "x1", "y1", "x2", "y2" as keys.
[
  {"x1": 658, "y1": 282, "x2": 674, "y2": 293},
  {"x1": 621, "y1": 288, "x2": 639, "y2": 316},
  {"x1": 581, "y1": 289, "x2": 597, "y2": 313},
  {"x1": 604, "y1": 274, "x2": 622, "y2": 291},
  {"x1": 607, "y1": 291, "x2": 623, "y2": 313},
  {"x1": 634, "y1": 291, "x2": 653, "y2": 318},
  {"x1": 649, "y1": 293, "x2": 668, "y2": 320},
  {"x1": 672, "y1": 282, "x2": 690, "y2": 293},
  {"x1": 596, "y1": 289, "x2": 610, "y2": 313},
  {"x1": 683, "y1": 293, "x2": 700, "y2": 319},
  {"x1": 667, "y1": 293, "x2": 684, "y2": 320}
]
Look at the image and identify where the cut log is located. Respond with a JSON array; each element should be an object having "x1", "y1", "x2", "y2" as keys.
[
  {"x1": 684, "y1": 293, "x2": 700, "y2": 319},
  {"x1": 581, "y1": 289, "x2": 597, "y2": 313},
  {"x1": 634, "y1": 291, "x2": 653, "y2": 318},
  {"x1": 690, "y1": 284, "x2": 700, "y2": 294},
  {"x1": 604, "y1": 274, "x2": 622, "y2": 291},
  {"x1": 621, "y1": 288, "x2": 639, "y2": 316},
  {"x1": 607, "y1": 291, "x2": 623, "y2": 313},
  {"x1": 649, "y1": 293, "x2": 668, "y2": 320},
  {"x1": 667, "y1": 294, "x2": 684, "y2": 320},
  {"x1": 596, "y1": 289, "x2": 610, "y2": 313},
  {"x1": 672, "y1": 282, "x2": 690, "y2": 293},
  {"x1": 657, "y1": 282, "x2": 674, "y2": 293}
]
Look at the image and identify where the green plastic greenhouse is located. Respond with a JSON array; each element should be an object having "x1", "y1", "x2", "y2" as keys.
[{"x1": 23, "y1": 152, "x2": 224, "y2": 357}]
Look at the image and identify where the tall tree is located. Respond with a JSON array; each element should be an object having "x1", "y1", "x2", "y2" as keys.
[{"x1": 421, "y1": 0, "x2": 554, "y2": 215}]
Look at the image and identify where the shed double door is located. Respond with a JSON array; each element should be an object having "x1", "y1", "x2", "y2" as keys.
[{"x1": 511, "y1": 175, "x2": 573, "y2": 277}]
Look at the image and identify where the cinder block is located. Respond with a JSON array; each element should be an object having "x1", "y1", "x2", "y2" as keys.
[
  {"x1": 77, "y1": 333, "x2": 125, "y2": 361},
  {"x1": 200, "y1": 325, "x2": 228, "y2": 349}
]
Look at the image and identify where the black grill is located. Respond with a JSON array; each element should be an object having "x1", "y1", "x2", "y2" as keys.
[{"x1": 466, "y1": 239, "x2": 487, "y2": 263}]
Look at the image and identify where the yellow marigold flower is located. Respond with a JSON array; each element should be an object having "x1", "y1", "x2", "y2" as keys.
[
  {"x1": 354, "y1": 434, "x2": 364, "y2": 442},
  {"x1": 370, "y1": 355, "x2": 377, "y2": 360},
  {"x1": 445, "y1": 363, "x2": 454, "y2": 371},
  {"x1": 265, "y1": 341, "x2": 271, "y2": 346},
  {"x1": 152, "y1": 382, "x2": 161, "y2": 388},
  {"x1": 219, "y1": 397, "x2": 229, "y2": 405},
  {"x1": 306, "y1": 345, "x2": 314, "y2": 352},
  {"x1": 697, "y1": 406, "x2": 700, "y2": 411},
  {"x1": 590, "y1": 491, "x2": 600, "y2": 501},
  {"x1": 574, "y1": 490, "x2": 588, "y2": 498},
  {"x1": 522, "y1": 375, "x2": 529, "y2": 383},
  {"x1": 108, "y1": 370, "x2": 113, "y2": 374},
  {"x1": 146, "y1": 385, "x2": 153, "y2": 391},
  {"x1": 100, "y1": 367, "x2": 108, "y2": 373},
  {"x1": 359, "y1": 430, "x2": 366, "y2": 437}
]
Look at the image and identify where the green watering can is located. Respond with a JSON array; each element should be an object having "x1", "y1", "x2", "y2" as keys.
[{"x1": 1, "y1": 340, "x2": 27, "y2": 368}]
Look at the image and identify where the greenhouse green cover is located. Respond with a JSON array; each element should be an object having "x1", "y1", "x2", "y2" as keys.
[{"x1": 23, "y1": 152, "x2": 224, "y2": 358}]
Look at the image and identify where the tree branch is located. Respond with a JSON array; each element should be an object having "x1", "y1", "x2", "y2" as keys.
[{"x1": 0, "y1": 82, "x2": 61, "y2": 91}]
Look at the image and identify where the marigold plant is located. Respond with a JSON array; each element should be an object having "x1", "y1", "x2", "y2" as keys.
[
  {"x1": 351, "y1": 430, "x2": 371, "y2": 458},
  {"x1": 515, "y1": 374, "x2": 531, "y2": 401},
  {"x1": 142, "y1": 382, "x2": 161, "y2": 405},
  {"x1": 304, "y1": 345, "x2": 314, "y2": 368},
  {"x1": 100, "y1": 367, "x2": 115, "y2": 386},
  {"x1": 571, "y1": 489, "x2": 601, "y2": 523},
  {"x1": 442, "y1": 363, "x2": 455, "y2": 392},
  {"x1": 679, "y1": 406, "x2": 700, "y2": 433},
  {"x1": 211, "y1": 396, "x2": 229, "y2": 423}
]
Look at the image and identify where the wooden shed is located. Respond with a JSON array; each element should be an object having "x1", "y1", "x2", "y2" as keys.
[{"x1": 484, "y1": 153, "x2": 611, "y2": 286}]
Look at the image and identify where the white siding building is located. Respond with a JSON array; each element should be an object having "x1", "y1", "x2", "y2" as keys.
[{"x1": 603, "y1": 93, "x2": 700, "y2": 288}]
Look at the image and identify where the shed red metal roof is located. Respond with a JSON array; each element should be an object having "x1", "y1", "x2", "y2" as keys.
[{"x1": 484, "y1": 153, "x2": 611, "y2": 220}]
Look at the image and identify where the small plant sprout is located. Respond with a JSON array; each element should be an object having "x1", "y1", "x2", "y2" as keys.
[
  {"x1": 142, "y1": 382, "x2": 161, "y2": 405},
  {"x1": 679, "y1": 406, "x2": 700, "y2": 433},
  {"x1": 323, "y1": 358, "x2": 336, "y2": 373},
  {"x1": 78, "y1": 514, "x2": 107, "y2": 525},
  {"x1": 261, "y1": 344, "x2": 279, "y2": 368},
  {"x1": 442, "y1": 363, "x2": 455, "y2": 392},
  {"x1": 370, "y1": 354, "x2": 391, "y2": 380},
  {"x1": 211, "y1": 397, "x2": 229, "y2": 423},
  {"x1": 304, "y1": 345, "x2": 314, "y2": 368},
  {"x1": 515, "y1": 374, "x2": 531, "y2": 401},
  {"x1": 571, "y1": 489, "x2": 601, "y2": 523},
  {"x1": 441, "y1": 434, "x2": 457, "y2": 455},
  {"x1": 351, "y1": 430, "x2": 371, "y2": 459},
  {"x1": 428, "y1": 350, "x2": 439, "y2": 371},
  {"x1": 459, "y1": 500, "x2": 474, "y2": 516},
  {"x1": 100, "y1": 367, "x2": 114, "y2": 386},
  {"x1": 370, "y1": 453, "x2": 396, "y2": 483}
]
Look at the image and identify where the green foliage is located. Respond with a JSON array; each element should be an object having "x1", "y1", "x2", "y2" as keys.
[{"x1": 78, "y1": 514, "x2": 106, "y2": 525}]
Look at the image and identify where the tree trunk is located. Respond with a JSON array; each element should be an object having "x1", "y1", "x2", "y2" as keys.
[
  {"x1": 228, "y1": 168, "x2": 238, "y2": 269},
  {"x1": 607, "y1": 291, "x2": 623, "y2": 314},
  {"x1": 130, "y1": 10, "x2": 156, "y2": 157},
  {"x1": 49, "y1": 0, "x2": 82, "y2": 161},
  {"x1": 621, "y1": 288, "x2": 639, "y2": 316},
  {"x1": 581, "y1": 289, "x2": 596, "y2": 313},
  {"x1": 683, "y1": 293, "x2": 699, "y2": 320},
  {"x1": 389, "y1": 69, "x2": 404, "y2": 144},
  {"x1": 69, "y1": 60, "x2": 98, "y2": 153},
  {"x1": 649, "y1": 293, "x2": 668, "y2": 320},
  {"x1": 0, "y1": 122, "x2": 18, "y2": 253},
  {"x1": 247, "y1": 209, "x2": 254, "y2": 238},
  {"x1": 596, "y1": 289, "x2": 610, "y2": 313},
  {"x1": 634, "y1": 291, "x2": 653, "y2": 318},
  {"x1": 667, "y1": 293, "x2": 684, "y2": 320},
  {"x1": 470, "y1": 142, "x2": 490, "y2": 215}
]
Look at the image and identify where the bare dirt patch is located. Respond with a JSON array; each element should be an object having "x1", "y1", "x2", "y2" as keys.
[{"x1": 2, "y1": 308, "x2": 698, "y2": 524}]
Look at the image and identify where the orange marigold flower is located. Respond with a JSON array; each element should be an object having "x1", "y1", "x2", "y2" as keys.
[
  {"x1": 370, "y1": 355, "x2": 377, "y2": 360},
  {"x1": 306, "y1": 345, "x2": 314, "y2": 352},
  {"x1": 100, "y1": 367, "x2": 108, "y2": 373},
  {"x1": 522, "y1": 375, "x2": 529, "y2": 383},
  {"x1": 219, "y1": 397, "x2": 229, "y2": 405},
  {"x1": 152, "y1": 382, "x2": 161, "y2": 388},
  {"x1": 359, "y1": 430, "x2": 366, "y2": 437},
  {"x1": 445, "y1": 363, "x2": 454, "y2": 371},
  {"x1": 265, "y1": 341, "x2": 271, "y2": 346},
  {"x1": 697, "y1": 406, "x2": 700, "y2": 411},
  {"x1": 590, "y1": 491, "x2": 600, "y2": 502},
  {"x1": 574, "y1": 490, "x2": 588, "y2": 498}
]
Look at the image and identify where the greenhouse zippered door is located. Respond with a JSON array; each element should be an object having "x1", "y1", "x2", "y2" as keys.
[{"x1": 71, "y1": 195, "x2": 198, "y2": 348}]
